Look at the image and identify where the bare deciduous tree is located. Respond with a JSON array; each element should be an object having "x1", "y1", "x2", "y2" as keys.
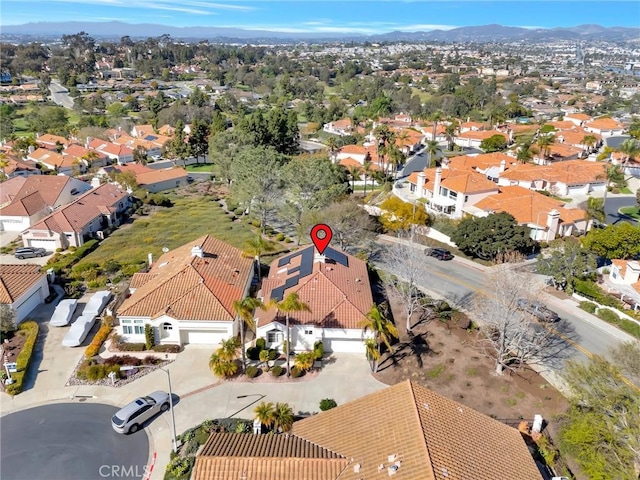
[
  {"x1": 382, "y1": 236, "x2": 425, "y2": 334},
  {"x1": 473, "y1": 264, "x2": 562, "y2": 375}
]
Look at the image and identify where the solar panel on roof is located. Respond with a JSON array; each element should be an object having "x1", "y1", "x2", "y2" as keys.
[
  {"x1": 271, "y1": 286, "x2": 285, "y2": 301},
  {"x1": 324, "y1": 247, "x2": 348, "y2": 267},
  {"x1": 143, "y1": 135, "x2": 158, "y2": 141}
]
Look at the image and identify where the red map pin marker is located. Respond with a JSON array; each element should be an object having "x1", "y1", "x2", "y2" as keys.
[{"x1": 310, "y1": 224, "x2": 333, "y2": 254}]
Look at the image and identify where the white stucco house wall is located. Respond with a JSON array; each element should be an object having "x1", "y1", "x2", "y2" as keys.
[
  {"x1": 255, "y1": 246, "x2": 375, "y2": 354},
  {"x1": 116, "y1": 235, "x2": 254, "y2": 346},
  {"x1": 0, "y1": 264, "x2": 50, "y2": 324}
]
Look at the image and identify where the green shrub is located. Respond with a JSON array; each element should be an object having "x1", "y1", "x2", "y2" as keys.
[
  {"x1": 86, "y1": 364, "x2": 107, "y2": 381},
  {"x1": 290, "y1": 366, "x2": 303, "y2": 378},
  {"x1": 284, "y1": 237, "x2": 293, "y2": 243},
  {"x1": 597, "y1": 308, "x2": 620, "y2": 323},
  {"x1": 245, "y1": 365, "x2": 259, "y2": 378},
  {"x1": 618, "y1": 318, "x2": 640, "y2": 338},
  {"x1": 579, "y1": 301, "x2": 597, "y2": 313},
  {"x1": 5, "y1": 321, "x2": 39, "y2": 395},
  {"x1": 117, "y1": 342, "x2": 146, "y2": 352},
  {"x1": 142, "y1": 355, "x2": 158, "y2": 365},
  {"x1": 152, "y1": 344, "x2": 181, "y2": 353},
  {"x1": 121, "y1": 263, "x2": 144, "y2": 277},
  {"x1": 103, "y1": 355, "x2": 141, "y2": 366},
  {"x1": 144, "y1": 324, "x2": 155, "y2": 350},
  {"x1": 270, "y1": 365, "x2": 283, "y2": 377},
  {"x1": 319, "y1": 398, "x2": 337, "y2": 411},
  {"x1": 246, "y1": 346, "x2": 260, "y2": 360},
  {"x1": 255, "y1": 337, "x2": 266, "y2": 350},
  {"x1": 233, "y1": 208, "x2": 244, "y2": 216},
  {"x1": 275, "y1": 233, "x2": 285, "y2": 241},
  {"x1": 313, "y1": 341, "x2": 324, "y2": 360},
  {"x1": 267, "y1": 348, "x2": 278, "y2": 361},
  {"x1": 194, "y1": 427, "x2": 210, "y2": 446},
  {"x1": 87, "y1": 277, "x2": 108, "y2": 289}
]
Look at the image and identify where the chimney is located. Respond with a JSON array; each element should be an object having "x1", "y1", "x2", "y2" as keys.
[
  {"x1": 191, "y1": 245, "x2": 204, "y2": 258},
  {"x1": 433, "y1": 167, "x2": 442, "y2": 197},
  {"x1": 546, "y1": 209, "x2": 560, "y2": 241},
  {"x1": 624, "y1": 261, "x2": 640, "y2": 284},
  {"x1": 416, "y1": 171, "x2": 426, "y2": 197},
  {"x1": 148, "y1": 252, "x2": 153, "y2": 266},
  {"x1": 500, "y1": 159, "x2": 506, "y2": 172},
  {"x1": 314, "y1": 252, "x2": 326, "y2": 263},
  {"x1": 86, "y1": 136, "x2": 93, "y2": 148}
]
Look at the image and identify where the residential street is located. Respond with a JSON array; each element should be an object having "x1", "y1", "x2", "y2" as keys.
[
  {"x1": 48, "y1": 80, "x2": 75, "y2": 109},
  {"x1": 374, "y1": 236, "x2": 638, "y2": 370}
]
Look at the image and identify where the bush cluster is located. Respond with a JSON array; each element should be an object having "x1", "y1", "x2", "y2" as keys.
[
  {"x1": 84, "y1": 318, "x2": 113, "y2": 358},
  {"x1": 319, "y1": 398, "x2": 337, "y2": 411},
  {"x1": 153, "y1": 344, "x2": 181, "y2": 353},
  {"x1": 117, "y1": 342, "x2": 146, "y2": 352},
  {"x1": 290, "y1": 366, "x2": 303, "y2": 378},
  {"x1": 270, "y1": 365, "x2": 283, "y2": 377},
  {"x1": 245, "y1": 365, "x2": 260, "y2": 378},
  {"x1": 144, "y1": 324, "x2": 155, "y2": 350},
  {"x1": 5, "y1": 321, "x2": 39, "y2": 395},
  {"x1": 579, "y1": 301, "x2": 598, "y2": 314},
  {"x1": 46, "y1": 239, "x2": 99, "y2": 274},
  {"x1": 313, "y1": 341, "x2": 323, "y2": 360}
]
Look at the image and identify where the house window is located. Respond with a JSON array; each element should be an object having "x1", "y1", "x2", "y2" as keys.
[
  {"x1": 304, "y1": 326, "x2": 314, "y2": 335},
  {"x1": 267, "y1": 331, "x2": 282, "y2": 343},
  {"x1": 133, "y1": 319, "x2": 144, "y2": 335},
  {"x1": 123, "y1": 325, "x2": 133, "y2": 334},
  {"x1": 163, "y1": 322, "x2": 173, "y2": 331},
  {"x1": 449, "y1": 191, "x2": 457, "y2": 199}
]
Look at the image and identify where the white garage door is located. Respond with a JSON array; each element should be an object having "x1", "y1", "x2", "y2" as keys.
[
  {"x1": 180, "y1": 329, "x2": 228, "y2": 345},
  {"x1": 28, "y1": 239, "x2": 57, "y2": 250},
  {"x1": 15, "y1": 288, "x2": 44, "y2": 323},
  {"x1": 323, "y1": 338, "x2": 364, "y2": 353}
]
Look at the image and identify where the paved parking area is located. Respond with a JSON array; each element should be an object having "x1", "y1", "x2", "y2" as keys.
[{"x1": 1, "y1": 251, "x2": 55, "y2": 266}]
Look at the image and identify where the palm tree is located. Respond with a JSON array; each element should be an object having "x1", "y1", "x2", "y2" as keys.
[
  {"x1": 233, "y1": 297, "x2": 266, "y2": 374},
  {"x1": 358, "y1": 304, "x2": 399, "y2": 363},
  {"x1": 259, "y1": 349, "x2": 270, "y2": 371},
  {"x1": 581, "y1": 134, "x2": 598, "y2": 155},
  {"x1": 219, "y1": 336, "x2": 241, "y2": 362},
  {"x1": 293, "y1": 351, "x2": 315, "y2": 371},
  {"x1": 325, "y1": 136, "x2": 338, "y2": 163},
  {"x1": 362, "y1": 160, "x2": 372, "y2": 196},
  {"x1": 268, "y1": 293, "x2": 311, "y2": 377},
  {"x1": 425, "y1": 140, "x2": 439, "y2": 168},
  {"x1": 272, "y1": 402, "x2": 294, "y2": 433},
  {"x1": 516, "y1": 140, "x2": 537, "y2": 164},
  {"x1": 536, "y1": 134, "x2": 555, "y2": 159},
  {"x1": 430, "y1": 111, "x2": 443, "y2": 142},
  {"x1": 253, "y1": 401, "x2": 275, "y2": 430},
  {"x1": 364, "y1": 338, "x2": 381, "y2": 373},
  {"x1": 617, "y1": 138, "x2": 640, "y2": 168},
  {"x1": 208, "y1": 350, "x2": 239, "y2": 378},
  {"x1": 444, "y1": 120, "x2": 458, "y2": 152},
  {"x1": 374, "y1": 124, "x2": 392, "y2": 173},
  {"x1": 243, "y1": 235, "x2": 274, "y2": 280},
  {"x1": 348, "y1": 165, "x2": 361, "y2": 192}
]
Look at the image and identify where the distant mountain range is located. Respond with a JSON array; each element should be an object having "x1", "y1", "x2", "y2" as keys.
[{"x1": 1, "y1": 21, "x2": 639, "y2": 43}]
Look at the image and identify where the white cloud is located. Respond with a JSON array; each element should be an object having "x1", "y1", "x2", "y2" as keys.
[{"x1": 394, "y1": 24, "x2": 459, "y2": 31}]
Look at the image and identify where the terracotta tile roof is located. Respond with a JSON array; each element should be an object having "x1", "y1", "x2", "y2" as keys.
[
  {"x1": 0, "y1": 264, "x2": 46, "y2": 303},
  {"x1": 28, "y1": 148, "x2": 75, "y2": 168},
  {"x1": 460, "y1": 121, "x2": 485, "y2": 129},
  {"x1": 457, "y1": 130, "x2": 509, "y2": 141},
  {"x1": 257, "y1": 246, "x2": 373, "y2": 329},
  {"x1": 117, "y1": 235, "x2": 252, "y2": 321},
  {"x1": 129, "y1": 273, "x2": 158, "y2": 289},
  {"x1": 117, "y1": 164, "x2": 154, "y2": 176},
  {"x1": 447, "y1": 152, "x2": 514, "y2": 171},
  {"x1": 29, "y1": 184, "x2": 129, "y2": 234},
  {"x1": 0, "y1": 175, "x2": 79, "y2": 208},
  {"x1": 338, "y1": 157, "x2": 362, "y2": 169},
  {"x1": 540, "y1": 143, "x2": 582, "y2": 160},
  {"x1": 157, "y1": 124, "x2": 176, "y2": 136},
  {"x1": 37, "y1": 134, "x2": 70, "y2": 148},
  {"x1": 0, "y1": 191, "x2": 47, "y2": 216},
  {"x1": 547, "y1": 121, "x2": 575, "y2": 130},
  {"x1": 136, "y1": 167, "x2": 188, "y2": 186},
  {"x1": 338, "y1": 145, "x2": 368, "y2": 156},
  {"x1": 408, "y1": 167, "x2": 499, "y2": 194},
  {"x1": 565, "y1": 113, "x2": 592, "y2": 121},
  {"x1": 132, "y1": 124, "x2": 155, "y2": 137},
  {"x1": 473, "y1": 185, "x2": 586, "y2": 225},
  {"x1": 290, "y1": 380, "x2": 541, "y2": 480},
  {"x1": 501, "y1": 160, "x2": 605, "y2": 185},
  {"x1": 554, "y1": 128, "x2": 601, "y2": 147},
  {"x1": 586, "y1": 117, "x2": 624, "y2": 131},
  {"x1": 330, "y1": 118, "x2": 352, "y2": 129}
]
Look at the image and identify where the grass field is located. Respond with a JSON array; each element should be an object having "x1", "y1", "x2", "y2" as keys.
[
  {"x1": 80, "y1": 197, "x2": 260, "y2": 267},
  {"x1": 185, "y1": 164, "x2": 214, "y2": 172},
  {"x1": 620, "y1": 206, "x2": 640, "y2": 219}
]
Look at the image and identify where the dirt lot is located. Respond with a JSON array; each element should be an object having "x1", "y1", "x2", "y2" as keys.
[{"x1": 374, "y1": 291, "x2": 568, "y2": 425}]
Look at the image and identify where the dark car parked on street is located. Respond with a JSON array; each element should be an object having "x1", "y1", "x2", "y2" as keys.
[{"x1": 425, "y1": 247, "x2": 454, "y2": 261}]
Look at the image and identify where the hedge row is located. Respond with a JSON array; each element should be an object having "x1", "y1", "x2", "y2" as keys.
[
  {"x1": 46, "y1": 239, "x2": 100, "y2": 274},
  {"x1": 5, "y1": 321, "x2": 39, "y2": 395},
  {"x1": 85, "y1": 318, "x2": 113, "y2": 358}
]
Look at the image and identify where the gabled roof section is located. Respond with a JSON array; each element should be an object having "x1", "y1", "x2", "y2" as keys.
[
  {"x1": 291, "y1": 380, "x2": 541, "y2": 480},
  {"x1": 0, "y1": 191, "x2": 47, "y2": 216},
  {"x1": 0, "y1": 264, "x2": 46, "y2": 303},
  {"x1": 117, "y1": 235, "x2": 253, "y2": 321},
  {"x1": 0, "y1": 175, "x2": 82, "y2": 209},
  {"x1": 257, "y1": 246, "x2": 372, "y2": 329}
]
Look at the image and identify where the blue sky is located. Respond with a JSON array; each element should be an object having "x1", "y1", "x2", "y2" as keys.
[{"x1": 2, "y1": 1, "x2": 639, "y2": 32}]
